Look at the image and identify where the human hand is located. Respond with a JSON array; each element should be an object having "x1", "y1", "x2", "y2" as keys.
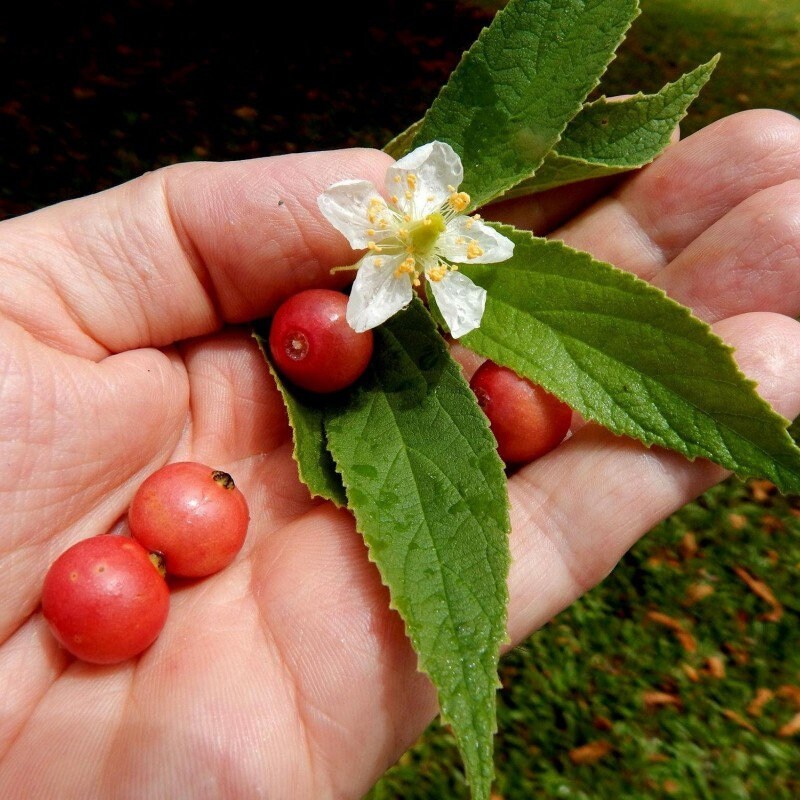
[{"x1": 1, "y1": 110, "x2": 799, "y2": 799}]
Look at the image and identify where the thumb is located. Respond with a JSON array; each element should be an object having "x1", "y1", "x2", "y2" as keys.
[{"x1": 0, "y1": 149, "x2": 392, "y2": 358}]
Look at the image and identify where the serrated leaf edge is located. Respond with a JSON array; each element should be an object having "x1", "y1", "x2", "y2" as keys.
[{"x1": 498, "y1": 55, "x2": 719, "y2": 199}]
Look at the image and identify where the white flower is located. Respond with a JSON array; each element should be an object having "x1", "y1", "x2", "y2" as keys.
[{"x1": 317, "y1": 141, "x2": 514, "y2": 338}]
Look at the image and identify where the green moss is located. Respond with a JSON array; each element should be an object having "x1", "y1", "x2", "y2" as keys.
[
  {"x1": 602, "y1": 0, "x2": 800, "y2": 131},
  {"x1": 371, "y1": 478, "x2": 800, "y2": 798}
]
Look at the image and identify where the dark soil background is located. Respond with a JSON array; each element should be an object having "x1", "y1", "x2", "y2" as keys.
[{"x1": 0, "y1": 0, "x2": 493, "y2": 219}]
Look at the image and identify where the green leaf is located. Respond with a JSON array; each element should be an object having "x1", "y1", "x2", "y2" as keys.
[
  {"x1": 323, "y1": 301, "x2": 510, "y2": 800},
  {"x1": 500, "y1": 57, "x2": 719, "y2": 198},
  {"x1": 500, "y1": 152, "x2": 632, "y2": 197},
  {"x1": 252, "y1": 326, "x2": 347, "y2": 507},
  {"x1": 410, "y1": 0, "x2": 640, "y2": 208},
  {"x1": 460, "y1": 226, "x2": 800, "y2": 493}
]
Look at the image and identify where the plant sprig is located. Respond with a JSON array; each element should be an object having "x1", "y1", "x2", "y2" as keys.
[{"x1": 256, "y1": 2, "x2": 799, "y2": 797}]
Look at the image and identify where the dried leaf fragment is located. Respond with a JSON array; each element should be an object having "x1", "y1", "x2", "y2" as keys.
[
  {"x1": 646, "y1": 611, "x2": 684, "y2": 632},
  {"x1": 728, "y1": 513, "x2": 747, "y2": 530},
  {"x1": 723, "y1": 642, "x2": 751, "y2": 665},
  {"x1": 723, "y1": 709, "x2": 756, "y2": 733},
  {"x1": 568, "y1": 740, "x2": 613, "y2": 765},
  {"x1": 747, "y1": 688, "x2": 774, "y2": 717},
  {"x1": 682, "y1": 664, "x2": 700, "y2": 683},
  {"x1": 732, "y1": 566, "x2": 783, "y2": 621},
  {"x1": 776, "y1": 685, "x2": 800, "y2": 708},
  {"x1": 761, "y1": 515, "x2": 784, "y2": 533},
  {"x1": 704, "y1": 656, "x2": 726, "y2": 679},
  {"x1": 646, "y1": 610, "x2": 697, "y2": 652},
  {"x1": 778, "y1": 712, "x2": 800, "y2": 738},
  {"x1": 684, "y1": 582, "x2": 714, "y2": 605},
  {"x1": 749, "y1": 479, "x2": 776, "y2": 502},
  {"x1": 644, "y1": 691, "x2": 682, "y2": 710},
  {"x1": 678, "y1": 532, "x2": 698, "y2": 560}
]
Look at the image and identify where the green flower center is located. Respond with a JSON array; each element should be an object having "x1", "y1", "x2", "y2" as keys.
[{"x1": 408, "y1": 212, "x2": 446, "y2": 256}]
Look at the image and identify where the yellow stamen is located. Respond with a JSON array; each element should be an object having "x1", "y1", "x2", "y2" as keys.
[
  {"x1": 407, "y1": 173, "x2": 417, "y2": 190},
  {"x1": 390, "y1": 194, "x2": 399, "y2": 204},
  {"x1": 367, "y1": 198, "x2": 384, "y2": 224},
  {"x1": 427, "y1": 264, "x2": 448, "y2": 282},
  {"x1": 374, "y1": 257, "x2": 383, "y2": 267},
  {"x1": 393, "y1": 175, "x2": 401, "y2": 183},
  {"x1": 413, "y1": 278, "x2": 421, "y2": 287},
  {"x1": 404, "y1": 190, "x2": 413, "y2": 200},
  {"x1": 395, "y1": 256, "x2": 417, "y2": 277},
  {"x1": 447, "y1": 191, "x2": 470, "y2": 212},
  {"x1": 330, "y1": 264, "x2": 361, "y2": 274},
  {"x1": 466, "y1": 240, "x2": 484, "y2": 260},
  {"x1": 367, "y1": 228, "x2": 375, "y2": 236}
]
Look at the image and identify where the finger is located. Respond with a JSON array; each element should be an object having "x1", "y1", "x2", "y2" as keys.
[
  {"x1": 485, "y1": 172, "x2": 626, "y2": 234},
  {"x1": 0, "y1": 149, "x2": 393, "y2": 358},
  {"x1": 651, "y1": 179, "x2": 800, "y2": 322},
  {"x1": 505, "y1": 311, "x2": 800, "y2": 644},
  {"x1": 177, "y1": 328, "x2": 292, "y2": 461},
  {"x1": 176, "y1": 328, "x2": 325, "y2": 535},
  {"x1": 550, "y1": 110, "x2": 800, "y2": 280}
]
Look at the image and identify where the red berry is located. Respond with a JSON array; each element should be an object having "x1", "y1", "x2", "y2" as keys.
[
  {"x1": 42, "y1": 535, "x2": 169, "y2": 664},
  {"x1": 470, "y1": 361, "x2": 572, "y2": 464},
  {"x1": 128, "y1": 462, "x2": 249, "y2": 578},
  {"x1": 269, "y1": 289, "x2": 373, "y2": 393}
]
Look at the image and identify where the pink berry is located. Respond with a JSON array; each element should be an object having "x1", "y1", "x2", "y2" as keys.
[
  {"x1": 470, "y1": 361, "x2": 572, "y2": 464},
  {"x1": 42, "y1": 535, "x2": 169, "y2": 664},
  {"x1": 128, "y1": 462, "x2": 249, "y2": 578},
  {"x1": 269, "y1": 289, "x2": 373, "y2": 393}
]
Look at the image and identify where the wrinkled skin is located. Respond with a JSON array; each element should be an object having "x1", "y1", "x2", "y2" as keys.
[{"x1": 1, "y1": 110, "x2": 800, "y2": 799}]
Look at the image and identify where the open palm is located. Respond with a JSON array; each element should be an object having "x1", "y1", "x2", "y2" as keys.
[{"x1": 2, "y1": 111, "x2": 800, "y2": 799}]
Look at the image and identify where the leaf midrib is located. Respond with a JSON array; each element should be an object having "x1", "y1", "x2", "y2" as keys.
[{"x1": 357, "y1": 385, "x2": 496, "y2": 781}]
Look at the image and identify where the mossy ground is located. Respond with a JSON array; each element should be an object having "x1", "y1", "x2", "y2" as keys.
[
  {"x1": 1, "y1": 2, "x2": 798, "y2": 797},
  {"x1": 372, "y1": 477, "x2": 800, "y2": 799}
]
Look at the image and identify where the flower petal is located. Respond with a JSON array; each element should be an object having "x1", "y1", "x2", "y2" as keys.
[
  {"x1": 427, "y1": 270, "x2": 487, "y2": 338},
  {"x1": 317, "y1": 180, "x2": 394, "y2": 249},
  {"x1": 386, "y1": 141, "x2": 464, "y2": 218},
  {"x1": 346, "y1": 254, "x2": 414, "y2": 332},
  {"x1": 439, "y1": 216, "x2": 515, "y2": 264}
]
